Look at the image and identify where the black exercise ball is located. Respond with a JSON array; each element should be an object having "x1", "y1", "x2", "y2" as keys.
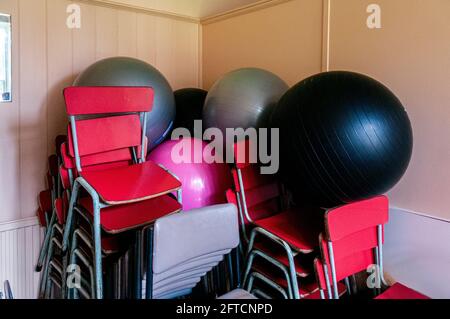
[
  {"x1": 271, "y1": 71, "x2": 413, "y2": 208},
  {"x1": 74, "y1": 57, "x2": 175, "y2": 151},
  {"x1": 173, "y1": 88, "x2": 207, "y2": 135}
]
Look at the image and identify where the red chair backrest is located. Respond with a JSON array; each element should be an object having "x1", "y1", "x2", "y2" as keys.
[
  {"x1": 63, "y1": 86, "x2": 154, "y2": 115},
  {"x1": 231, "y1": 140, "x2": 281, "y2": 221},
  {"x1": 324, "y1": 195, "x2": 389, "y2": 241},
  {"x1": 64, "y1": 87, "x2": 153, "y2": 171},
  {"x1": 320, "y1": 233, "x2": 378, "y2": 282},
  {"x1": 320, "y1": 196, "x2": 389, "y2": 282}
]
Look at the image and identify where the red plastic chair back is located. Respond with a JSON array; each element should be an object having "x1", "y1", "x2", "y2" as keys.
[
  {"x1": 320, "y1": 196, "x2": 389, "y2": 283},
  {"x1": 324, "y1": 195, "x2": 388, "y2": 241},
  {"x1": 63, "y1": 86, "x2": 154, "y2": 115},
  {"x1": 231, "y1": 141, "x2": 281, "y2": 222},
  {"x1": 67, "y1": 114, "x2": 142, "y2": 158},
  {"x1": 320, "y1": 233, "x2": 377, "y2": 282}
]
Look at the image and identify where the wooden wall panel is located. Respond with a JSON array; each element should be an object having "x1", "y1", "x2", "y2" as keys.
[
  {"x1": 0, "y1": 0, "x2": 200, "y2": 224},
  {"x1": 136, "y1": 13, "x2": 156, "y2": 65},
  {"x1": 202, "y1": 0, "x2": 323, "y2": 88},
  {"x1": 0, "y1": 0, "x2": 21, "y2": 223},
  {"x1": 73, "y1": 2, "x2": 97, "y2": 76},
  {"x1": 328, "y1": 0, "x2": 450, "y2": 220},
  {"x1": 18, "y1": 0, "x2": 47, "y2": 220},
  {"x1": 155, "y1": 16, "x2": 175, "y2": 88},
  {"x1": 95, "y1": 6, "x2": 118, "y2": 60},
  {"x1": 118, "y1": 10, "x2": 137, "y2": 57},
  {"x1": 46, "y1": 0, "x2": 73, "y2": 152}
]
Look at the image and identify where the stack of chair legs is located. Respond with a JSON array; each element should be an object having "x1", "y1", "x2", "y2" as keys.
[
  {"x1": 226, "y1": 140, "x2": 325, "y2": 299},
  {"x1": 36, "y1": 135, "x2": 67, "y2": 299}
]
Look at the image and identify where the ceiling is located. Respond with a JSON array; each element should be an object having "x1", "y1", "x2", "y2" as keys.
[{"x1": 96, "y1": 0, "x2": 265, "y2": 19}]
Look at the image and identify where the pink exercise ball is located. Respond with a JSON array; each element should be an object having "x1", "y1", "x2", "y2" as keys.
[{"x1": 147, "y1": 138, "x2": 232, "y2": 211}]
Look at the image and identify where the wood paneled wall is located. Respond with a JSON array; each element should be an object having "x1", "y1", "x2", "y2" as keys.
[{"x1": 0, "y1": 0, "x2": 200, "y2": 223}]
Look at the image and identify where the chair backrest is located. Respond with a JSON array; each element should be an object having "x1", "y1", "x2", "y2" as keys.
[
  {"x1": 320, "y1": 196, "x2": 389, "y2": 298},
  {"x1": 230, "y1": 140, "x2": 281, "y2": 222},
  {"x1": 324, "y1": 195, "x2": 388, "y2": 241},
  {"x1": 63, "y1": 86, "x2": 153, "y2": 172},
  {"x1": 152, "y1": 204, "x2": 239, "y2": 298}
]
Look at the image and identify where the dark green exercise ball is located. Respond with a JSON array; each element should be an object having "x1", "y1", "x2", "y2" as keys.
[
  {"x1": 74, "y1": 57, "x2": 175, "y2": 151},
  {"x1": 270, "y1": 71, "x2": 413, "y2": 208}
]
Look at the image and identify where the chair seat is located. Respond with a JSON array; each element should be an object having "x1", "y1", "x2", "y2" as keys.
[
  {"x1": 253, "y1": 209, "x2": 321, "y2": 253},
  {"x1": 79, "y1": 195, "x2": 181, "y2": 234},
  {"x1": 304, "y1": 282, "x2": 347, "y2": 299},
  {"x1": 375, "y1": 283, "x2": 429, "y2": 299},
  {"x1": 253, "y1": 262, "x2": 319, "y2": 298},
  {"x1": 253, "y1": 240, "x2": 312, "y2": 277},
  {"x1": 81, "y1": 161, "x2": 181, "y2": 205}
]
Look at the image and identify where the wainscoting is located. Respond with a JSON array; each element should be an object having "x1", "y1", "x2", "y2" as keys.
[{"x1": 0, "y1": 217, "x2": 42, "y2": 299}]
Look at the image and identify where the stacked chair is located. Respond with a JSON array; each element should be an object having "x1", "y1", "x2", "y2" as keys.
[
  {"x1": 36, "y1": 135, "x2": 68, "y2": 298},
  {"x1": 36, "y1": 86, "x2": 183, "y2": 299},
  {"x1": 226, "y1": 140, "x2": 324, "y2": 299},
  {"x1": 146, "y1": 203, "x2": 255, "y2": 299},
  {"x1": 314, "y1": 195, "x2": 429, "y2": 299}
]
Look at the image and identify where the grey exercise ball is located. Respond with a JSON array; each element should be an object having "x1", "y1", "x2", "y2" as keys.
[
  {"x1": 74, "y1": 57, "x2": 175, "y2": 151},
  {"x1": 203, "y1": 68, "x2": 289, "y2": 136}
]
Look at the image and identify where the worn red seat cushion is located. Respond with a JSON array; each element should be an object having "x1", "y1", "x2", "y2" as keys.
[
  {"x1": 80, "y1": 161, "x2": 181, "y2": 205},
  {"x1": 79, "y1": 195, "x2": 181, "y2": 234},
  {"x1": 375, "y1": 283, "x2": 429, "y2": 299}
]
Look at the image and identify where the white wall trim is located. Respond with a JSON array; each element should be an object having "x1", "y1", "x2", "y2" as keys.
[
  {"x1": 201, "y1": 0, "x2": 293, "y2": 25},
  {"x1": 0, "y1": 217, "x2": 40, "y2": 233},
  {"x1": 391, "y1": 206, "x2": 450, "y2": 223},
  {"x1": 80, "y1": 0, "x2": 199, "y2": 23}
]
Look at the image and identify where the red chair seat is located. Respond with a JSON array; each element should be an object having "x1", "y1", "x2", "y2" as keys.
[
  {"x1": 79, "y1": 195, "x2": 181, "y2": 234},
  {"x1": 304, "y1": 282, "x2": 347, "y2": 299},
  {"x1": 375, "y1": 283, "x2": 429, "y2": 299},
  {"x1": 253, "y1": 240, "x2": 312, "y2": 277},
  {"x1": 80, "y1": 161, "x2": 181, "y2": 205},
  {"x1": 253, "y1": 209, "x2": 321, "y2": 253},
  {"x1": 253, "y1": 262, "x2": 319, "y2": 298},
  {"x1": 101, "y1": 233, "x2": 132, "y2": 254}
]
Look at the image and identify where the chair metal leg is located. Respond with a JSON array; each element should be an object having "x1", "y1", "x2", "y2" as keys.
[
  {"x1": 145, "y1": 227, "x2": 154, "y2": 299},
  {"x1": 134, "y1": 230, "x2": 142, "y2": 299},
  {"x1": 39, "y1": 227, "x2": 56, "y2": 298},
  {"x1": 93, "y1": 204, "x2": 103, "y2": 299},
  {"x1": 62, "y1": 181, "x2": 80, "y2": 253},
  {"x1": 36, "y1": 212, "x2": 56, "y2": 271}
]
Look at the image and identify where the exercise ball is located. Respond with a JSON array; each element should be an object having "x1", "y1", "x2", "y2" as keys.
[
  {"x1": 74, "y1": 57, "x2": 175, "y2": 151},
  {"x1": 271, "y1": 71, "x2": 413, "y2": 208},
  {"x1": 173, "y1": 88, "x2": 207, "y2": 135},
  {"x1": 147, "y1": 138, "x2": 232, "y2": 210},
  {"x1": 203, "y1": 68, "x2": 288, "y2": 136}
]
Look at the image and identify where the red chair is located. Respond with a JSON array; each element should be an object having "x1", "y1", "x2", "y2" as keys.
[
  {"x1": 61, "y1": 86, "x2": 182, "y2": 299},
  {"x1": 227, "y1": 139, "x2": 321, "y2": 299},
  {"x1": 317, "y1": 195, "x2": 429, "y2": 299}
]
